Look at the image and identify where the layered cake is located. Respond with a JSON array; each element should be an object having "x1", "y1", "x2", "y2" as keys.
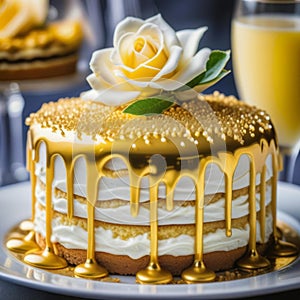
[
  {"x1": 7, "y1": 14, "x2": 297, "y2": 284},
  {"x1": 0, "y1": 0, "x2": 83, "y2": 80},
  {"x1": 25, "y1": 93, "x2": 278, "y2": 279}
]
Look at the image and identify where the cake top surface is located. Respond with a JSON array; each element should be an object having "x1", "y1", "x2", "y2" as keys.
[{"x1": 26, "y1": 91, "x2": 276, "y2": 154}]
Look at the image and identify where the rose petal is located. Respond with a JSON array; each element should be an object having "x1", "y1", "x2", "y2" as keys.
[
  {"x1": 149, "y1": 47, "x2": 211, "y2": 90},
  {"x1": 90, "y1": 48, "x2": 120, "y2": 85},
  {"x1": 82, "y1": 79, "x2": 142, "y2": 106},
  {"x1": 111, "y1": 32, "x2": 135, "y2": 66},
  {"x1": 136, "y1": 23, "x2": 163, "y2": 48},
  {"x1": 168, "y1": 47, "x2": 211, "y2": 84},
  {"x1": 152, "y1": 45, "x2": 182, "y2": 81},
  {"x1": 176, "y1": 27, "x2": 207, "y2": 61},
  {"x1": 113, "y1": 71, "x2": 163, "y2": 99},
  {"x1": 145, "y1": 14, "x2": 179, "y2": 51},
  {"x1": 114, "y1": 69, "x2": 151, "y2": 88},
  {"x1": 82, "y1": 88, "x2": 141, "y2": 106},
  {"x1": 110, "y1": 48, "x2": 123, "y2": 66},
  {"x1": 117, "y1": 33, "x2": 148, "y2": 68},
  {"x1": 137, "y1": 36, "x2": 157, "y2": 60},
  {"x1": 116, "y1": 30, "x2": 160, "y2": 68},
  {"x1": 86, "y1": 73, "x2": 111, "y2": 91},
  {"x1": 87, "y1": 71, "x2": 142, "y2": 95},
  {"x1": 149, "y1": 78, "x2": 182, "y2": 91},
  {"x1": 97, "y1": 89, "x2": 141, "y2": 106},
  {"x1": 118, "y1": 25, "x2": 166, "y2": 70},
  {"x1": 139, "y1": 86, "x2": 161, "y2": 99},
  {"x1": 120, "y1": 62, "x2": 161, "y2": 80},
  {"x1": 113, "y1": 16, "x2": 144, "y2": 47}
]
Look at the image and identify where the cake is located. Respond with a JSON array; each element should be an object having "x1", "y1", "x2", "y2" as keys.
[
  {"x1": 0, "y1": 0, "x2": 83, "y2": 80},
  {"x1": 7, "y1": 14, "x2": 298, "y2": 284}
]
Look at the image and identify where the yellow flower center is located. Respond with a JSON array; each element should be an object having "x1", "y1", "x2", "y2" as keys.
[
  {"x1": 134, "y1": 37, "x2": 145, "y2": 52},
  {"x1": 122, "y1": 35, "x2": 168, "y2": 80}
]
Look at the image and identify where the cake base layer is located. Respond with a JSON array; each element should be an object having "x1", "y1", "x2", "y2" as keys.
[
  {"x1": 0, "y1": 53, "x2": 78, "y2": 80},
  {"x1": 36, "y1": 233, "x2": 272, "y2": 275}
]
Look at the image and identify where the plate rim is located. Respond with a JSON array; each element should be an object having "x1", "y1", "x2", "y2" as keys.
[{"x1": 0, "y1": 181, "x2": 300, "y2": 299}]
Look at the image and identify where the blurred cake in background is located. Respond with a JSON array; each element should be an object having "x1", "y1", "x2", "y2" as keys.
[{"x1": 0, "y1": 0, "x2": 83, "y2": 80}]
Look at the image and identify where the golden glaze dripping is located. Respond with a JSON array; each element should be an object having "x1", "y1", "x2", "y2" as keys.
[
  {"x1": 8, "y1": 130, "x2": 299, "y2": 283},
  {"x1": 268, "y1": 151, "x2": 299, "y2": 257},
  {"x1": 260, "y1": 165, "x2": 267, "y2": 243},
  {"x1": 136, "y1": 177, "x2": 173, "y2": 284},
  {"x1": 181, "y1": 157, "x2": 216, "y2": 283},
  {"x1": 74, "y1": 155, "x2": 108, "y2": 279},
  {"x1": 24, "y1": 143, "x2": 68, "y2": 270}
]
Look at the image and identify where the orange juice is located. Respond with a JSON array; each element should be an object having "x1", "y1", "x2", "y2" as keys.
[{"x1": 232, "y1": 15, "x2": 300, "y2": 148}]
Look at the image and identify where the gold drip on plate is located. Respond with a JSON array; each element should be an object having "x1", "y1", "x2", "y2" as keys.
[
  {"x1": 6, "y1": 230, "x2": 40, "y2": 254},
  {"x1": 74, "y1": 258, "x2": 108, "y2": 279},
  {"x1": 24, "y1": 247, "x2": 68, "y2": 269},
  {"x1": 268, "y1": 237, "x2": 299, "y2": 257},
  {"x1": 237, "y1": 249, "x2": 271, "y2": 270},
  {"x1": 136, "y1": 262, "x2": 173, "y2": 285},
  {"x1": 19, "y1": 220, "x2": 34, "y2": 232},
  {"x1": 181, "y1": 261, "x2": 216, "y2": 283}
]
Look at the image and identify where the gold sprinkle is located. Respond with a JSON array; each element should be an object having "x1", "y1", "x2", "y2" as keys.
[
  {"x1": 26, "y1": 93, "x2": 275, "y2": 148},
  {"x1": 259, "y1": 127, "x2": 265, "y2": 133}
]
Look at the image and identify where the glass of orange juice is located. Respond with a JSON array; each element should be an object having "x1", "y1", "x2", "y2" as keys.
[{"x1": 231, "y1": 0, "x2": 300, "y2": 182}]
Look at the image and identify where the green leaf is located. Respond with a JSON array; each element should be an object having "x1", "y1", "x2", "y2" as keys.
[
  {"x1": 193, "y1": 69, "x2": 231, "y2": 92},
  {"x1": 186, "y1": 50, "x2": 231, "y2": 88},
  {"x1": 123, "y1": 97, "x2": 174, "y2": 116}
]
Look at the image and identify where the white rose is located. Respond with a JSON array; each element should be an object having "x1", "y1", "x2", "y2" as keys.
[{"x1": 83, "y1": 14, "x2": 212, "y2": 106}]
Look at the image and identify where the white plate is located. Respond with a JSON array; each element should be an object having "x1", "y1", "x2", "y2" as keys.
[{"x1": 0, "y1": 181, "x2": 300, "y2": 299}]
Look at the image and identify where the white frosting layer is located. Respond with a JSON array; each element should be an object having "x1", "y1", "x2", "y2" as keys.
[
  {"x1": 34, "y1": 133, "x2": 274, "y2": 202},
  {"x1": 34, "y1": 204, "x2": 273, "y2": 259},
  {"x1": 35, "y1": 180, "x2": 272, "y2": 225}
]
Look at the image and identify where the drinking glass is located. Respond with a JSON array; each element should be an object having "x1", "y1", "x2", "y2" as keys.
[{"x1": 231, "y1": 0, "x2": 300, "y2": 182}]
